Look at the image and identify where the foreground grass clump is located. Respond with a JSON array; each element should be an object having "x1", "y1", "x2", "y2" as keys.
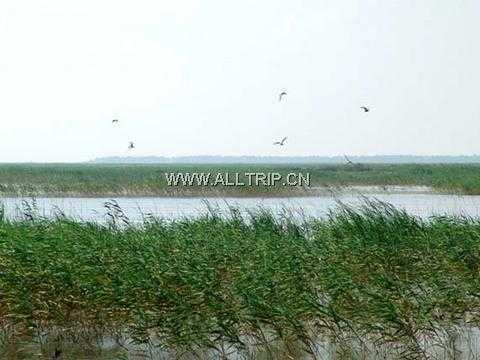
[{"x1": 1, "y1": 202, "x2": 480, "y2": 358}]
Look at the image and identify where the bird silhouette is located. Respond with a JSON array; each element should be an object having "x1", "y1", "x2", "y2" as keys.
[
  {"x1": 112, "y1": 119, "x2": 119, "y2": 124},
  {"x1": 128, "y1": 141, "x2": 135, "y2": 149},
  {"x1": 278, "y1": 91, "x2": 287, "y2": 102},
  {"x1": 360, "y1": 106, "x2": 370, "y2": 113},
  {"x1": 344, "y1": 155, "x2": 354, "y2": 165},
  {"x1": 273, "y1": 137, "x2": 287, "y2": 146}
]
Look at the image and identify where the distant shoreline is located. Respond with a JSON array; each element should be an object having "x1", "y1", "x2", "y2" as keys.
[{"x1": 89, "y1": 155, "x2": 480, "y2": 164}]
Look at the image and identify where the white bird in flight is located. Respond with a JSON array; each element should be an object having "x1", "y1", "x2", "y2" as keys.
[
  {"x1": 278, "y1": 91, "x2": 287, "y2": 102},
  {"x1": 273, "y1": 137, "x2": 287, "y2": 146}
]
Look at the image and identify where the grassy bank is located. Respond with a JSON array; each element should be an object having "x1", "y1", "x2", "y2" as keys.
[
  {"x1": 0, "y1": 163, "x2": 480, "y2": 196},
  {"x1": 1, "y1": 202, "x2": 480, "y2": 359}
]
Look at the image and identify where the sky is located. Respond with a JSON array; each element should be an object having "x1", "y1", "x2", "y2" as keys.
[{"x1": 1, "y1": 0, "x2": 479, "y2": 162}]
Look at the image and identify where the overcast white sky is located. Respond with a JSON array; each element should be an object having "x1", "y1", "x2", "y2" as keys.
[{"x1": 1, "y1": 1, "x2": 479, "y2": 162}]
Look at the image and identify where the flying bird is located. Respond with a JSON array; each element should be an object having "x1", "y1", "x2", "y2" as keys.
[
  {"x1": 112, "y1": 119, "x2": 119, "y2": 124},
  {"x1": 273, "y1": 137, "x2": 287, "y2": 146},
  {"x1": 360, "y1": 106, "x2": 370, "y2": 113},
  {"x1": 278, "y1": 91, "x2": 287, "y2": 102},
  {"x1": 344, "y1": 155, "x2": 354, "y2": 165},
  {"x1": 128, "y1": 141, "x2": 135, "y2": 150}
]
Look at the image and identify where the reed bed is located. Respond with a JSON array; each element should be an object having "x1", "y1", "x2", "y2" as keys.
[
  {"x1": 1, "y1": 201, "x2": 480, "y2": 359},
  {"x1": 1, "y1": 163, "x2": 480, "y2": 196}
]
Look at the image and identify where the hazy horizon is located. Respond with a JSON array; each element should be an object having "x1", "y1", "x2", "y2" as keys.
[
  {"x1": 2, "y1": 1, "x2": 479, "y2": 162},
  {"x1": 3, "y1": 154, "x2": 480, "y2": 165},
  {"x1": 82, "y1": 154, "x2": 480, "y2": 164}
]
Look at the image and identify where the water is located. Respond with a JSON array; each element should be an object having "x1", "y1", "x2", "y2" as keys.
[{"x1": 2, "y1": 193, "x2": 480, "y2": 222}]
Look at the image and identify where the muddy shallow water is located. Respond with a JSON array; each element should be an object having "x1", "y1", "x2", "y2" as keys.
[{"x1": 15, "y1": 325, "x2": 480, "y2": 359}]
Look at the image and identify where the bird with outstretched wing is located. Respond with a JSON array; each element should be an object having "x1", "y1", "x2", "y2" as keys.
[
  {"x1": 344, "y1": 155, "x2": 354, "y2": 165},
  {"x1": 273, "y1": 137, "x2": 288, "y2": 146}
]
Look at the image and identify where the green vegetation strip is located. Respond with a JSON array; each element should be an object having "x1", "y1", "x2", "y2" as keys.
[
  {"x1": 1, "y1": 201, "x2": 480, "y2": 358},
  {"x1": 0, "y1": 163, "x2": 479, "y2": 196}
]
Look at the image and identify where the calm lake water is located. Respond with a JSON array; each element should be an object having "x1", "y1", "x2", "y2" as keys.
[{"x1": 2, "y1": 193, "x2": 480, "y2": 222}]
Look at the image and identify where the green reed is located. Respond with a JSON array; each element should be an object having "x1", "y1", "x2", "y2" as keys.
[
  {"x1": 0, "y1": 163, "x2": 480, "y2": 196},
  {"x1": 1, "y1": 201, "x2": 480, "y2": 358}
]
